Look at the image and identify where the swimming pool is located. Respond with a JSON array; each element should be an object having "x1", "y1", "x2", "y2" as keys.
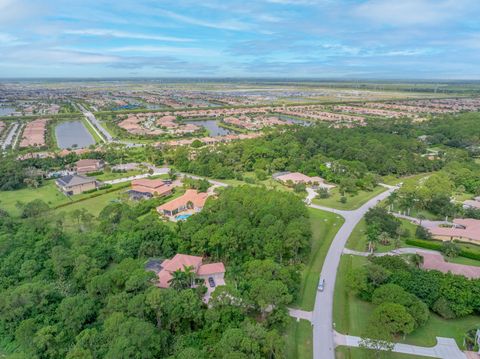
[{"x1": 175, "y1": 214, "x2": 192, "y2": 221}]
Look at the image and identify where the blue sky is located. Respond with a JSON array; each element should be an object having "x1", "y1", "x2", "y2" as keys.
[{"x1": 1, "y1": 0, "x2": 480, "y2": 79}]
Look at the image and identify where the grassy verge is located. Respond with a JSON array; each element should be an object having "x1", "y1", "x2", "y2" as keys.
[
  {"x1": 293, "y1": 208, "x2": 344, "y2": 310},
  {"x1": 333, "y1": 255, "x2": 480, "y2": 348},
  {"x1": 312, "y1": 186, "x2": 386, "y2": 210},
  {"x1": 285, "y1": 318, "x2": 313, "y2": 359},
  {"x1": 82, "y1": 118, "x2": 103, "y2": 143},
  {"x1": 336, "y1": 346, "x2": 431, "y2": 359}
]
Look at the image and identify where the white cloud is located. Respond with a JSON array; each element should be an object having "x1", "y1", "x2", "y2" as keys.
[
  {"x1": 106, "y1": 45, "x2": 221, "y2": 57},
  {"x1": 157, "y1": 9, "x2": 252, "y2": 31},
  {"x1": 64, "y1": 29, "x2": 193, "y2": 42},
  {"x1": 354, "y1": 0, "x2": 472, "y2": 26}
]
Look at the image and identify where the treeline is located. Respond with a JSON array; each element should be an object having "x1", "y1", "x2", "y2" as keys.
[
  {"x1": 167, "y1": 124, "x2": 443, "y2": 191},
  {"x1": 348, "y1": 255, "x2": 480, "y2": 342},
  {"x1": 0, "y1": 187, "x2": 309, "y2": 358},
  {"x1": 0, "y1": 144, "x2": 163, "y2": 191}
]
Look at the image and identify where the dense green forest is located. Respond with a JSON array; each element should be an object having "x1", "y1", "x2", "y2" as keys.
[{"x1": 0, "y1": 187, "x2": 308, "y2": 358}]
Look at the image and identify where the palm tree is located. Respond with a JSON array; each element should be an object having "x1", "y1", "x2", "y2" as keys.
[
  {"x1": 410, "y1": 254, "x2": 424, "y2": 268},
  {"x1": 182, "y1": 265, "x2": 196, "y2": 288},
  {"x1": 168, "y1": 265, "x2": 196, "y2": 290},
  {"x1": 169, "y1": 269, "x2": 189, "y2": 290}
]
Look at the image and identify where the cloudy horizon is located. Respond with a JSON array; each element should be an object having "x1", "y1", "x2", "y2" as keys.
[{"x1": 1, "y1": 0, "x2": 480, "y2": 79}]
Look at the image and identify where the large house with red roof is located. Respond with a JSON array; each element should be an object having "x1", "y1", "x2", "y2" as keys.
[
  {"x1": 157, "y1": 254, "x2": 226, "y2": 301},
  {"x1": 156, "y1": 189, "x2": 209, "y2": 219},
  {"x1": 75, "y1": 159, "x2": 104, "y2": 174},
  {"x1": 273, "y1": 171, "x2": 335, "y2": 190},
  {"x1": 428, "y1": 218, "x2": 480, "y2": 244},
  {"x1": 129, "y1": 178, "x2": 173, "y2": 199}
]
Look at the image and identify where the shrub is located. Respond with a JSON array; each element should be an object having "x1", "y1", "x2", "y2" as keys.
[
  {"x1": 432, "y1": 297, "x2": 456, "y2": 319},
  {"x1": 415, "y1": 226, "x2": 432, "y2": 240},
  {"x1": 442, "y1": 241, "x2": 460, "y2": 258},
  {"x1": 340, "y1": 196, "x2": 347, "y2": 204},
  {"x1": 405, "y1": 238, "x2": 442, "y2": 251},
  {"x1": 317, "y1": 187, "x2": 330, "y2": 199}
]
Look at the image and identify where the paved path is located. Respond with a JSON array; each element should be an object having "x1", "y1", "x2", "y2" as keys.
[
  {"x1": 342, "y1": 247, "x2": 438, "y2": 257},
  {"x1": 77, "y1": 104, "x2": 112, "y2": 142},
  {"x1": 392, "y1": 212, "x2": 452, "y2": 229},
  {"x1": 334, "y1": 332, "x2": 466, "y2": 359},
  {"x1": 310, "y1": 186, "x2": 398, "y2": 359},
  {"x1": 104, "y1": 167, "x2": 170, "y2": 185},
  {"x1": 1, "y1": 122, "x2": 19, "y2": 150},
  {"x1": 289, "y1": 308, "x2": 313, "y2": 322}
]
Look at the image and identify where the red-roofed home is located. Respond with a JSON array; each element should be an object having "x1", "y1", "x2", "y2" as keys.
[
  {"x1": 156, "y1": 189, "x2": 209, "y2": 219},
  {"x1": 273, "y1": 171, "x2": 335, "y2": 190},
  {"x1": 157, "y1": 254, "x2": 226, "y2": 301},
  {"x1": 75, "y1": 159, "x2": 104, "y2": 174},
  {"x1": 428, "y1": 219, "x2": 480, "y2": 244},
  {"x1": 130, "y1": 178, "x2": 173, "y2": 198}
]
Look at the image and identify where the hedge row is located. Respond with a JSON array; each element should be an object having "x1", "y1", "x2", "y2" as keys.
[
  {"x1": 405, "y1": 238, "x2": 480, "y2": 261},
  {"x1": 405, "y1": 238, "x2": 443, "y2": 251},
  {"x1": 53, "y1": 183, "x2": 130, "y2": 210}
]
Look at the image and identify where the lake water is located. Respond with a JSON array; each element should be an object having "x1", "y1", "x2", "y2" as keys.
[
  {"x1": 277, "y1": 114, "x2": 312, "y2": 126},
  {"x1": 0, "y1": 107, "x2": 16, "y2": 116},
  {"x1": 184, "y1": 119, "x2": 237, "y2": 137},
  {"x1": 55, "y1": 121, "x2": 95, "y2": 149}
]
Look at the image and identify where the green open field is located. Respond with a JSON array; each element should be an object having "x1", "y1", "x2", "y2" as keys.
[
  {"x1": 333, "y1": 255, "x2": 480, "y2": 348},
  {"x1": 286, "y1": 318, "x2": 313, "y2": 359},
  {"x1": 336, "y1": 346, "x2": 431, "y2": 359},
  {"x1": 0, "y1": 180, "x2": 130, "y2": 217},
  {"x1": 313, "y1": 186, "x2": 387, "y2": 210},
  {"x1": 294, "y1": 208, "x2": 344, "y2": 311}
]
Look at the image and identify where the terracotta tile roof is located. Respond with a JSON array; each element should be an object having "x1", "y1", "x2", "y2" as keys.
[
  {"x1": 197, "y1": 262, "x2": 225, "y2": 276},
  {"x1": 430, "y1": 218, "x2": 480, "y2": 242},
  {"x1": 157, "y1": 189, "x2": 208, "y2": 212},
  {"x1": 162, "y1": 254, "x2": 203, "y2": 272}
]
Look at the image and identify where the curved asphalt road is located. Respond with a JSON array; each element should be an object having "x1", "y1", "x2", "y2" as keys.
[{"x1": 310, "y1": 185, "x2": 397, "y2": 359}]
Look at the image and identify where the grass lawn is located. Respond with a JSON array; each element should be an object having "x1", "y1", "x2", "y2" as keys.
[
  {"x1": 336, "y1": 346, "x2": 430, "y2": 359},
  {"x1": 293, "y1": 208, "x2": 344, "y2": 311},
  {"x1": 381, "y1": 173, "x2": 432, "y2": 186},
  {"x1": 345, "y1": 217, "x2": 480, "y2": 267},
  {"x1": 0, "y1": 180, "x2": 131, "y2": 217},
  {"x1": 345, "y1": 218, "x2": 417, "y2": 253},
  {"x1": 54, "y1": 188, "x2": 128, "y2": 217},
  {"x1": 285, "y1": 318, "x2": 313, "y2": 359},
  {"x1": 0, "y1": 181, "x2": 69, "y2": 216},
  {"x1": 312, "y1": 186, "x2": 386, "y2": 210},
  {"x1": 333, "y1": 255, "x2": 480, "y2": 348},
  {"x1": 81, "y1": 118, "x2": 103, "y2": 143}
]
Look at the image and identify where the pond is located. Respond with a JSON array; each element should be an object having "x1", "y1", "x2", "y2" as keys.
[
  {"x1": 55, "y1": 120, "x2": 96, "y2": 149},
  {"x1": 277, "y1": 114, "x2": 312, "y2": 126},
  {"x1": 184, "y1": 119, "x2": 238, "y2": 137},
  {"x1": 0, "y1": 106, "x2": 16, "y2": 116}
]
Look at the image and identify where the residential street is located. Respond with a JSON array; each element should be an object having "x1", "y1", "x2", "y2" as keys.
[{"x1": 309, "y1": 185, "x2": 397, "y2": 359}]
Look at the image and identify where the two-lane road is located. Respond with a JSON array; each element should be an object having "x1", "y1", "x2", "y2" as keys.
[{"x1": 310, "y1": 185, "x2": 397, "y2": 359}]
